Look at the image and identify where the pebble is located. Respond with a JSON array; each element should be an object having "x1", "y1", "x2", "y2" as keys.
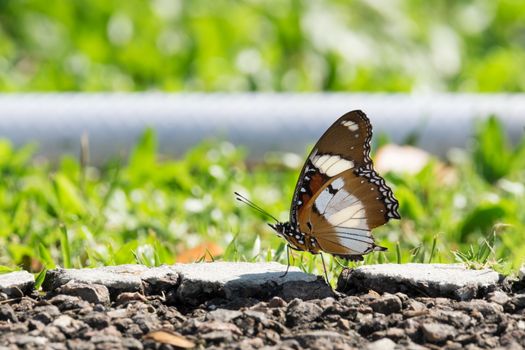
[
  {"x1": 487, "y1": 290, "x2": 510, "y2": 306},
  {"x1": 421, "y1": 322, "x2": 457, "y2": 343},
  {"x1": 285, "y1": 299, "x2": 323, "y2": 326},
  {"x1": 57, "y1": 281, "x2": 110, "y2": 304},
  {"x1": 0, "y1": 304, "x2": 18, "y2": 322},
  {"x1": 366, "y1": 338, "x2": 396, "y2": 350},
  {"x1": 368, "y1": 293, "x2": 402, "y2": 315}
]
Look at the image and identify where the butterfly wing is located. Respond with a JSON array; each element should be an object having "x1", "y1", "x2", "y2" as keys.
[{"x1": 290, "y1": 110, "x2": 399, "y2": 257}]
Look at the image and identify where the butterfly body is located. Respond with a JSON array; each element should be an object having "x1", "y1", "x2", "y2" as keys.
[{"x1": 272, "y1": 110, "x2": 400, "y2": 261}]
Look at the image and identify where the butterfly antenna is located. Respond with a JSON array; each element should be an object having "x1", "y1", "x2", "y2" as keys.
[{"x1": 234, "y1": 192, "x2": 279, "y2": 222}]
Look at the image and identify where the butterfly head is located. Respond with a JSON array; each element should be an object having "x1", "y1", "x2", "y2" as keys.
[{"x1": 268, "y1": 222, "x2": 291, "y2": 238}]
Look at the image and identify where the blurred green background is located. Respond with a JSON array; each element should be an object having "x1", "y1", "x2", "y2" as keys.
[
  {"x1": 0, "y1": 1, "x2": 524, "y2": 283},
  {"x1": 1, "y1": 0, "x2": 525, "y2": 92}
]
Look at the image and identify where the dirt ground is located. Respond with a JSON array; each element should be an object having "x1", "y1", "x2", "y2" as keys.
[{"x1": 1, "y1": 275, "x2": 524, "y2": 350}]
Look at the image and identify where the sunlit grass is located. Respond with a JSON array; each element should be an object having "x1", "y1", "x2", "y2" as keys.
[{"x1": 0, "y1": 117, "x2": 524, "y2": 285}]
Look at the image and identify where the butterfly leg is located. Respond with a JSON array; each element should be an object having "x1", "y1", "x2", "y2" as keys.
[
  {"x1": 280, "y1": 245, "x2": 295, "y2": 278},
  {"x1": 319, "y1": 252, "x2": 330, "y2": 285}
]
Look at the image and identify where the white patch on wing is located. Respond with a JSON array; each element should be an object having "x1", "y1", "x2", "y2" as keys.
[
  {"x1": 315, "y1": 177, "x2": 350, "y2": 215},
  {"x1": 324, "y1": 192, "x2": 355, "y2": 216},
  {"x1": 339, "y1": 218, "x2": 369, "y2": 230},
  {"x1": 331, "y1": 177, "x2": 344, "y2": 190},
  {"x1": 334, "y1": 236, "x2": 371, "y2": 253},
  {"x1": 317, "y1": 227, "x2": 373, "y2": 254},
  {"x1": 325, "y1": 159, "x2": 354, "y2": 177},
  {"x1": 334, "y1": 227, "x2": 373, "y2": 240},
  {"x1": 312, "y1": 154, "x2": 330, "y2": 167},
  {"x1": 342, "y1": 120, "x2": 359, "y2": 131},
  {"x1": 314, "y1": 189, "x2": 332, "y2": 213},
  {"x1": 326, "y1": 200, "x2": 367, "y2": 227},
  {"x1": 312, "y1": 154, "x2": 354, "y2": 177}
]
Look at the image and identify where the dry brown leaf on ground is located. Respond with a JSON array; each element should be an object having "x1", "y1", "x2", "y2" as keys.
[
  {"x1": 144, "y1": 330, "x2": 195, "y2": 348},
  {"x1": 176, "y1": 242, "x2": 224, "y2": 263}
]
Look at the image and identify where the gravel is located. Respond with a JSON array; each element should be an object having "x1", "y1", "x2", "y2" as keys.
[{"x1": 0, "y1": 262, "x2": 524, "y2": 349}]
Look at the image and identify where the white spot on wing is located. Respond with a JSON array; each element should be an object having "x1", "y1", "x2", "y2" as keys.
[{"x1": 342, "y1": 120, "x2": 359, "y2": 131}]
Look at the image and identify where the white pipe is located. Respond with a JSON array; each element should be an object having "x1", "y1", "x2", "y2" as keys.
[{"x1": 0, "y1": 93, "x2": 523, "y2": 164}]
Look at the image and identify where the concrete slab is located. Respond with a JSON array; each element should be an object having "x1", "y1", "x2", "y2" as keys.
[
  {"x1": 43, "y1": 264, "x2": 177, "y2": 297},
  {"x1": 170, "y1": 262, "x2": 332, "y2": 305},
  {"x1": 43, "y1": 262, "x2": 331, "y2": 304},
  {"x1": 0, "y1": 271, "x2": 35, "y2": 298},
  {"x1": 338, "y1": 263, "x2": 501, "y2": 300}
]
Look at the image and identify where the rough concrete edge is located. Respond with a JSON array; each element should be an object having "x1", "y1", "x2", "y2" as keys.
[
  {"x1": 338, "y1": 267, "x2": 503, "y2": 301},
  {"x1": 0, "y1": 271, "x2": 35, "y2": 298}
]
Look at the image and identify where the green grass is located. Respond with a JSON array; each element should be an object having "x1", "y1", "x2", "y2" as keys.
[
  {"x1": 0, "y1": 116, "x2": 524, "y2": 284},
  {"x1": 2, "y1": 1, "x2": 525, "y2": 92}
]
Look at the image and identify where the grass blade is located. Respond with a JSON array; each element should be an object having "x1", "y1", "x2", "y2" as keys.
[{"x1": 59, "y1": 224, "x2": 72, "y2": 268}]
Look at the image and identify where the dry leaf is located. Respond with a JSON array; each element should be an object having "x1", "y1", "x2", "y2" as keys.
[
  {"x1": 176, "y1": 241, "x2": 223, "y2": 263},
  {"x1": 144, "y1": 330, "x2": 195, "y2": 348}
]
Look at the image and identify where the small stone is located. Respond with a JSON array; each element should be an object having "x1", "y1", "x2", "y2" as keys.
[
  {"x1": 286, "y1": 299, "x2": 323, "y2": 326},
  {"x1": 405, "y1": 341, "x2": 431, "y2": 350},
  {"x1": 58, "y1": 281, "x2": 110, "y2": 304},
  {"x1": 121, "y1": 337, "x2": 143, "y2": 350},
  {"x1": 286, "y1": 330, "x2": 358, "y2": 349},
  {"x1": 116, "y1": 292, "x2": 148, "y2": 304},
  {"x1": 48, "y1": 294, "x2": 91, "y2": 311},
  {"x1": 132, "y1": 314, "x2": 162, "y2": 334},
  {"x1": 90, "y1": 335, "x2": 123, "y2": 348},
  {"x1": 519, "y1": 264, "x2": 525, "y2": 281},
  {"x1": 268, "y1": 296, "x2": 287, "y2": 308},
  {"x1": 366, "y1": 338, "x2": 396, "y2": 350},
  {"x1": 317, "y1": 297, "x2": 336, "y2": 309},
  {"x1": 511, "y1": 294, "x2": 525, "y2": 309},
  {"x1": 0, "y1": 304, "x2": 18, "y2": 322},
  {"x1": 385, "y1": 327, "x2": 406, "y2": 340},
  {"x1": 405, "y1": 299, "x2": 426, "y2": 312},
  {"x1": 237, "y1": 338, "x2": 264, "y2": 350},
  {"x1": 208, "y1": 309, "x2": 242, "y2": 322},
  {"x1": 84, "y1": 312, "x2": 110, "y2": 329},
  {"x1": 421, "y1": 322, "x2": 457, "y2": 343},
  {"x1": 368, "y1": 293, "x2": 402, "y2": 315},
  {"x1": 52, "y1": 315, "x2": 87, "y2": 336},
  {"x1": 14, "y1": 335, "x2": 48, "y2": 347},
  {"x1": 28, "y1": 319, "x2": 45, "y2": 331},
  {"x1": 107, "y1": 308, "x2": 129, "y2": 318},
  {"x1": 244, "y1": 310, "x2": 270, "y2": 326},
  {"x1": 66, "y1": 339, "x2": 95, "y2": 350},
  {"x1": 457, "y1": 299, "x2": 503, "y2": 316},
  {"x1": 487, "y1": 291, "x2": 510, "y2": 306},
  {"x1": 338, "y1": 318, "x2": 351, "y2": 330},
  {"x1": 41, "y1": 325, "x2": 66, "y2": 342},
  {"x1": 198, "y1": 321, "x2": 242, "y2": 342},
  {"x1": 33, "y1": 305, "x2": 61, "y2": 324}
]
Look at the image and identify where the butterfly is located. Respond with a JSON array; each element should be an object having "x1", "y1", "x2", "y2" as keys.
[{"x1": 236, "y1": 110, "x2": 400, "y2": 279}]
